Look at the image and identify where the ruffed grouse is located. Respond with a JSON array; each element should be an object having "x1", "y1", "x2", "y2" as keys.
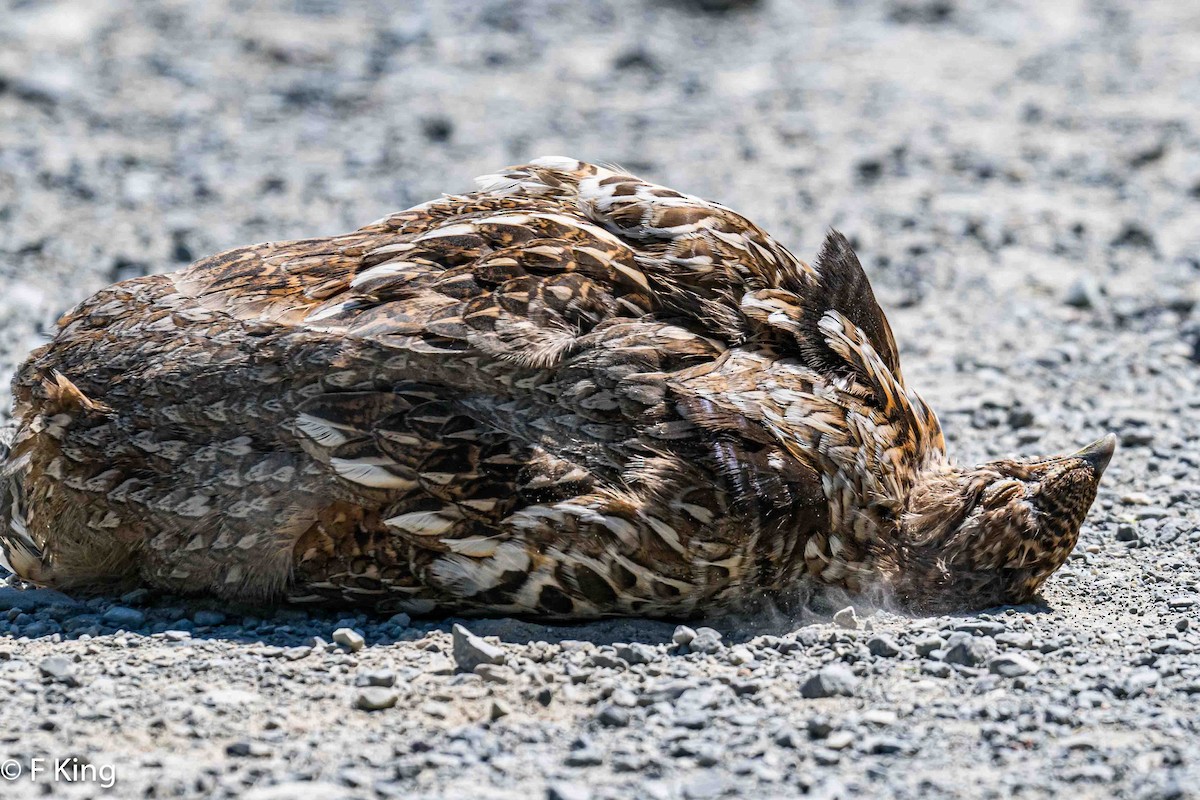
[{"x1": 0, "y1": 157, "x2": 1114, "y2": 617}]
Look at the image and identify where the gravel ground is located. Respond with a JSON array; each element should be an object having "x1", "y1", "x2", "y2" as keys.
[{"x1": 2, "y1": 0, "x2": 1199, "y2": 798}]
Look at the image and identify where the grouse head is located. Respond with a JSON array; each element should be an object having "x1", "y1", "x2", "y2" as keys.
[
  {"x1": 894, "y1": 434, "x2": 1116, "y2": 611},
  {"x1": 722, "y1": 227, "x2": 1114, "y2": 613}
]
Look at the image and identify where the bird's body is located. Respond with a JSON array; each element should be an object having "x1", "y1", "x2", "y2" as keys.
[{"x1": 0, "y1": 158, "x2": 1113, "y2": 617}]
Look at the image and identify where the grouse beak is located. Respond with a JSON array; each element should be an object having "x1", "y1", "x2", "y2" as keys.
[{"x1": 1075, "y1": 433, "x2": 1117, "y2": 477}]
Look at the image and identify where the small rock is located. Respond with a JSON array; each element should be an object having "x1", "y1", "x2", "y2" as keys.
[
  {"x1": 954, "y1": 621, "x2": 1006, "y2": 636},
  {"x1": 39, "y1": 656, "x2": 79, "y2": 687},
  {"x1": 682, "y1": 773, "x2": 729, "y2": 799},
  {"x1": 596, "y1": 703, "x2": 630, "y2": 727},
  {"x1": 801, "y1": 664, "x2": 859, "y2": 698},
  {"x1": 814, "y1": 748, "x2": 841, "y2": 766},
  {"x1": 728, "y1": 646, "x2": 756, "y2": 666},
  {"x1": 564, "y1": 747, "x2": 603, "y2": 767},
  {"x1": 119, "y1": 588, "x2": 151, "y2": 605},
  {"x1": 281, "y1": 646, "x2": 311, "y2": 661},
  {"x1": 773, "y1": 726, "x2": 803, "y2": 748},
  {"x1": 914, "y1": 634, "x2": 944, "y2": 656},
  {"x1": 1007, "y1": 407, "x2": 1035, "y2": 429},
  {"x1": 226, "y1": 741, "x2": 270, "y2": 758},
  {"x1": 987, "y1": 653, "x2": 1038, "y2": 677},
  {"x1": 863, "y1": 709, "x2": 898, "y2": 726},
  {"x1": 689, "y1": 627, "x2": 724, "y2": 654},
  {"x1": 1120, "y1": 429, "x2": 1155, "y2": 447},
  {"x1": 452, "y1": 623, "x2": 505, "y2": 671},
  {"x1": 921, "y1": 662, "x2": 952, "y2": 678},
  {"x1": 421, "y1": 700, "x2": 449, "y2": 719},
  {"x1": 547, "y1": 782, "x2": 591, "y2": 800},
  {"x1": 332, "y1": 627, "x2": 366, "y2": 652},
  {"x1": 807, "y1": 716, "x2": 833, "y2": 738},
  {"x1": 474, "y1": 664, "x2": 515, "y2": 684},
  {"x1": 425, "y1": 655, "x2": 455, "y2": 676},
  {"x1": 833, "y1": 606, "x2": 859, "y2": 629},
  {"x1": 193, "y1": 610, "x2": 226, "y2": 627},
  {"x1": 614, "y1": 642, "x2": 656, "y2": 665},
  {"x1": 1044, "y1": 704, "x2": 1074, "y2": 724},
  {"x1": 1063, "y1": 276, "x2": 1103, "y2": 309},
  {"x1": 824, "y1": 730, "x2": 855, "y2": 750},
  {"x1": 587, "y1": 652, "x2": 624, "y2": 670},
  {"x1": 675, "y1": 710, "x2": 708, "y2": 730},
  {"x1": 488, "y1": 700, "x2": 511, "y2": 721},
  {"x1": 995, "y1": 632, "x2": 1035, "y2": 650},
  {"x1": 1121, "y1": 668, "x2": 1160, "y2": 698},
  {"x1": 355, "y1": 687, "x2": 399, "y2": 711},
  {"x1": 102, "y1": 606, "x2": 145, "y2": 629},
  {"x1": 865, "y1": 736, "x2": 906, "y2": 754},
  {"x1": 943, "y1": 633, "x2": 993, "y2": 666},
  {"x1": 867, "y1": 635, "x2": 901, "y2": 658},
  {"x1": 672, "y1": 625, "x2": 697, "y2": 646},
  {"x1": 356, "y1": 670, "x2": 396, "y2": 688}
]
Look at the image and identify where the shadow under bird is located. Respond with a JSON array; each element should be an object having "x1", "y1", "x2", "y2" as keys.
[{"x1": 0, "y1": 157, "x2": 1116, "y2": 617}]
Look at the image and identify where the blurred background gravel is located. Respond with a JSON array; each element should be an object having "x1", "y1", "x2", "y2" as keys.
[{"x1": 1, "y1": 1, "x2": 1198, "y2": 798}]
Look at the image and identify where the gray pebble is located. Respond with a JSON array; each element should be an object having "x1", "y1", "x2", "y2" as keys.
[
  {"x1": 475, "y1": 664, "x2": 515, "y2": 684},
  {"x1": 355, "y1": 687, "x2": 400, "y2": 711},
  {"x1": 728, "y1": 646, "x2": 755, "y2": 665},
  {"x1": 914, "y1": 634, "x2": 945, "y2": 656},
  {"x1": 564, "y1": 747, "x2": 603, "y2": 767},
  {"x1": 865, "y1": 736, "x2": 907, "y2": 754},
  {"x1": 38, "y1": 655, "x2": 78, "y2": 686},
  {"x1": 867, "y1": 635, "x2": 901, "y2": 657},
  {"x1": 801, "y1": 663, "x2": 859, "y2": 698},
  {"x1": 689, "y1": 627, "x2": 724, "y2": 654},
  {"x1": 452, "y1": 623, "x2": 506, "y2": 671},
  {"x1": 1121, "y1": 668, "x2": 1160, "y2": 698},
  {"x1": 226, "y1": 741, "x2": 271, "y2": 758},
  {"x1": 102, "y1": 606, "x2": 146, "y2": 629},
  {"x1": 332, "y1": 627, "x2": 366, "y2": 652},
  {"x1": 1064, "y1": 277, "x2": 1104, "y2": 309},
  {"x1": 614, "y1": 642, "x2": 656, "y2": 664},
  {"x1": 987, "y1": 653, "x2": 1038, "y2": 677},
  {"x1": 596, "y1": 703, "x2": 630, "y2": 727},
  {"x1": 193, "y1": 610, "x2": 226, "y2": 627},
  {"x1": 356, "y1": 670, "x2": 396, "y2": 688},
  {"x1": 833, "y1": 606, "x2": 859, "y2": 629},
  {"x1": 547, "y1": 782, "x2": 591, "y2": 800},
  {"x1": 943, "y1": 633, "x2": 994, "y2": 666},
  {"x1": 672, "y1": 625, "x2": 697, "y2": 646}
]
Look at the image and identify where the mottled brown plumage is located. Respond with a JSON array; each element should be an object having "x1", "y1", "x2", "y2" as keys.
[{"x1": 0, "y1": 157, "x2": 1114, "y2": 616}]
